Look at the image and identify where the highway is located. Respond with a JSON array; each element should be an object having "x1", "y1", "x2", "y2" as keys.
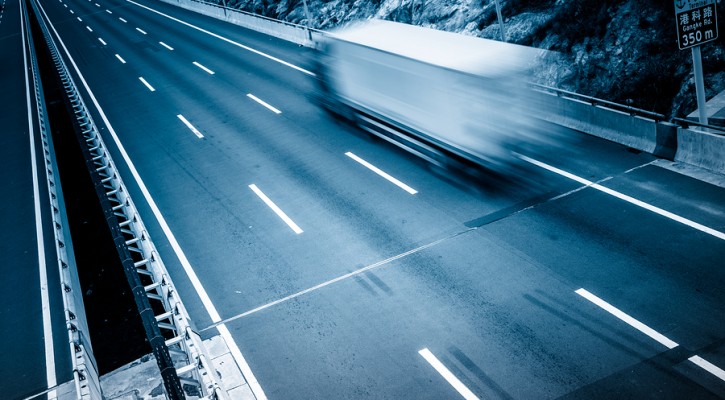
[
  {"x1": 2, "y1": 0, "x2": 74, "y2": 397},
  {"x1": 32, "y1": 0, "x2": 725, "y2": 398}
]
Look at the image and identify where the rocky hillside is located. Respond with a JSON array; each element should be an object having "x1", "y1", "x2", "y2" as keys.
[{"x1": 226, "y1": 0, "x2": 724, "y2": 118}]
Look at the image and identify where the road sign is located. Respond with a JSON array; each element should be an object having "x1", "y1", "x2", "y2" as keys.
[{"x1": 675, "y1": 0, "x2": 718, "y2": 50}]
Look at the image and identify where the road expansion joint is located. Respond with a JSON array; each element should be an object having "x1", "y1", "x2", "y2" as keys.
[{"x1": 199, "y1": 226, "x2": 478, "y2": 332}]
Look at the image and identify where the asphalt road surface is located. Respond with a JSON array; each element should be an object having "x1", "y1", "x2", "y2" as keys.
[{"x1": 33, "y1": 0, "x2": 725, "y2": 398}]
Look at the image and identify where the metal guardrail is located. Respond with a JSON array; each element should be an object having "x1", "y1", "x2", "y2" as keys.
[
  {"x1": 163, "y1": 0, "x2": 324, "y2": 46},
  {"x1": 190, "y1": 0, "x2": 323, "y2": 33},
  {"x1": 531, "y1": 83, "x2": 667, "y2": 122},
  {"x1": 671, "y1": 116, "x2": 725, "y2": 135},
  {"x1": 21, "y1": 0, "x2": 102, "y2": 398},
  {"x1": 29, "y1": 0, "x2": 230, "y2": 398}
]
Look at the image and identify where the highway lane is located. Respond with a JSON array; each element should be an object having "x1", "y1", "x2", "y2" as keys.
[
  {"x1": 36, "y1": 0, "x2": 725, "y2": 397},
  {"x1": 2, "y1": 0, "x2": 74, "y2": 397}
]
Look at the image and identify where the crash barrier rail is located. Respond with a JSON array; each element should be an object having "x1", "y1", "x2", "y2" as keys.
[
  {"x1": 531, "y1": 83, "x2": 666, "y2": 121},
  {"x1": 532, "y1": 84, "x2": 724, "y2": 172},
  {"x1": 161, "y1": 0, "x2": 324, "y2": 46},
  {"x1": 529, "y1": 84, "x2": 678, "y2": 159},
  {"x1": 671, "y1": 117, "x2": 725, "y2": 135},
  {"x1": 30, "y1": 0, "x2": 230, "y2": 398},
  {"x1": 22, "y1": 0, "x2": 102, "y2": 397}
]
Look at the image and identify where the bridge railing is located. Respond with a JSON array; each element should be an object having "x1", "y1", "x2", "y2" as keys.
[{"x1": 22, "y1": 0, "x2": 102, "y2": 398}]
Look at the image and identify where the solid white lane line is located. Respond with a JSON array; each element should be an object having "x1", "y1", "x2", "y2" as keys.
[
  {"x1": 346, "y1": 152, "x2": 418, "y2": 194},
  {"x1": 115, "y1": 54, "x2": 126, "y2": 63},
  {"x1": 138, "y1": 77, "x2": 155, "y2": 92},
  {"x1": 216, "y1": 324, "x2": 266, "y2": 398},
  {"x1": 98, "y1": 37, "x2": 106, "y2": 45},
  {"x1": 126, "y1": 0, "x2": 314, "y2": 76},
  {"x1": 519, "y1": 155, "x2": 725, "y2": 241},
  {"x1": 246, "y1": 93, "x2": 281, "y2": 114},
  {"x1": 135, "y1": 27, "x2": 147, "y2": 34},
  {"x1": 35, "y1": 2, "x2": 268, "y2": 398},
  {"x1": 192, "y1": 61, "x2": 214, "y2": 75},
  {"x1": 176, "y1": 114, "x2": 204, "y2": 138},
  {"x1": 419, "y1": 349, "x2": 479, "y2": 400},
  {"x1": 119, "y1": 17, "x2": 127, "y2": 22},
  {"x1": 576, "y1": 288, "x2": 679, "y2": 349},
  {"x1": 688, "y1": 356, "x2": 725, "y2": 382},
  {"x1": 248, "y1": 184, "x2": 303, "y2": 234},
  {"x1": 86, "y1": 25, "x2": 92, "y2": 32},
  {"x1": 159, "y1": 41, "x2": 173, "y2": 50},
  {"x1": 21, "y1": 2, "x2": 57, "y2": 396}
]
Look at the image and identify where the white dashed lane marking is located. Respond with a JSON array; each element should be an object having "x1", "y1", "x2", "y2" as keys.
[
  {"x1": 192, "y1": 61, "x2": 214, "y2": 75},
  {"x1": 419, "y1": 348, "x2": 479, "y2": 400},
  {"x1": 138, "y1": 77, "x2": 155, "y2": 92},
  {"x1": 248, "y1": 184, "x2": 303, "y2": 234},
  {"x1": 177, "y1": 114, "x2": 204, "y2": 139},
  {"x1": 346, "y1": 152, "x2": 418, "y2": 195},
  {"x1": 246, "y1": 93, "x2": 281, "y2": 114}
]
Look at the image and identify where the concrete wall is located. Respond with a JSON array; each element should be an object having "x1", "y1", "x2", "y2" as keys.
[
  {"x1": 530, "y1": 90, "x2": 678, "y2": 159},
  {"x1": 161, "y1": 0, "x2": 323, "y2": 46},
  {"x1": 676, "y1": 127, "x2": 725, "y2": 174}
]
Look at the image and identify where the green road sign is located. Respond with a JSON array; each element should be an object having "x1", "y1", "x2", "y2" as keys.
[{"x1": 675, "y1": 0, "x2": 718, "y2": 50}]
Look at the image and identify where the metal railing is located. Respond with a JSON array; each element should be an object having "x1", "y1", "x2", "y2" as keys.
[
  {"x1": 531, "y1": 83, "x2": 667, "y2": 122},
  {"x1": 671, "y1": 116, "x2": 725, "y2": 135},
  {"x1": 30, "y1": 0, "x2": 229, "y2": 397},
  {"x1": 162, "y1": 0, "x2": 324, "y2": 46},
  {"x1": 21, "y1": 0, "x2": 102, "y2": 397},
  {"x1": 191, "y1": 0, "x2": 320, "y2": 31}
]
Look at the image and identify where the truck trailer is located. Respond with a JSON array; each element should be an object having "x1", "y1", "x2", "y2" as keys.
[{"x1": 313, "y1": 19, "x2": 547, "y2": 171}]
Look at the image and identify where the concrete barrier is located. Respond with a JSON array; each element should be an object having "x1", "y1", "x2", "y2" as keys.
[
  {"x1": 530, "y1": 89, "x2": 678, "y2": 159},
  {"x1": 160, "y1": 0, "x2": 324, "y2": 46},
  {"x1": 675, "y1": 127, "x2": 725, "y2": 174}
]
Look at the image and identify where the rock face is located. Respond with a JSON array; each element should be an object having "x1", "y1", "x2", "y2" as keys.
[{"x1": 227, "y1": 0, "x2": 724, "y2": 118}]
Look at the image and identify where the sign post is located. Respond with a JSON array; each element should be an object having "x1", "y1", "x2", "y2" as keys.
[
  {"x1": 494, "y1": 0, "x2": 506, "y2": 42},
  {"x1": 675, "y1": 0, "x2": 719, "y2": 125}
]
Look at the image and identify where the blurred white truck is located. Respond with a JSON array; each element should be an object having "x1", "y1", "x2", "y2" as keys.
[{"x1": 313, "y1": 19, "x2": 546, "y2": 171}]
